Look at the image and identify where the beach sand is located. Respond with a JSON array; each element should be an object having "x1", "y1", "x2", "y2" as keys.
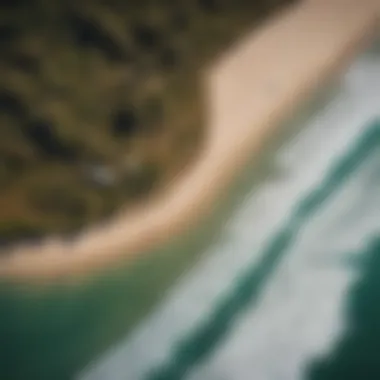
[{"x1": 0, "y1": 0, "x2": 378, "y2": 282}]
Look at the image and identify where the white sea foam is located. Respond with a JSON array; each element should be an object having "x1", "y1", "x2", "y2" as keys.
[
  {"x1": 79, "y1": 45, "x2": 380, "y2": 380},
  {"x1": 188, "y1": 150, "x2": 380, "y2": 380}
]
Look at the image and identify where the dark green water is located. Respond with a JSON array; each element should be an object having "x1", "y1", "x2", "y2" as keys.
[
  {"x1": 145, "y1": 121, "x2": 380, "y2": 380},
  {"x1": 307, "y1": 238, "x2": 380, "y2": 380}
]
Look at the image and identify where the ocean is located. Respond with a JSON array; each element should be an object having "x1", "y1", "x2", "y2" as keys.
[
  {"x1": 1, "y1": 40, "x2": 379, "y2": 380},
  {"x1": 79, "y1": 43, "x2": 380, "y2": 380}
]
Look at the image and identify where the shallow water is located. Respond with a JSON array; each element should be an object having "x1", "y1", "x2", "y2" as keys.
[
  {"x1": 1, "y1": 41, "x2": 379, "y2": 380},
  {"x1": 79, "y1": 43, "x2": 380, "y2": 380}
]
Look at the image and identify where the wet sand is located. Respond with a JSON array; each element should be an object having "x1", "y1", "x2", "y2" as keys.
[{"x1": 0, "y1": 0, "x2": 378, "y2": 282}]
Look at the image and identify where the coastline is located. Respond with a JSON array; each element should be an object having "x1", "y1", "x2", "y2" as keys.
[{"x1": 0, "y1": 0, "x2": 379, "y2": 282}]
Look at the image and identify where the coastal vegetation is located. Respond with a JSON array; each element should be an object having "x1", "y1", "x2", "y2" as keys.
[{"x1": 0, "y1": 0, "x2": 297, "y2": 245}]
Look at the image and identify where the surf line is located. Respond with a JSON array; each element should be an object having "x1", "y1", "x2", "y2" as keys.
[{"x1": 145, "y1": 121, "x2": 380, "y2": 380}]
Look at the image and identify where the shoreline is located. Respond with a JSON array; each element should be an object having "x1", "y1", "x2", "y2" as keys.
[{"x1": 0, "y1": 0, "x2": 379, "y2": 282}]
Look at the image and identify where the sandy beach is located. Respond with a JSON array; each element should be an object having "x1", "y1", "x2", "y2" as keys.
[{"x1": 0, "y1": 0, "x2": 378, "y2": 282}]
